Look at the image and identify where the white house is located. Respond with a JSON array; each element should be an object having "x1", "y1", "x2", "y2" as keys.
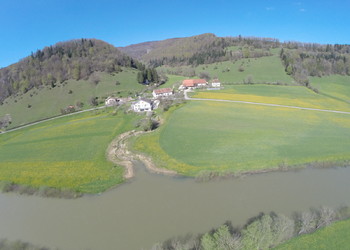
[
  {"x1": 105, "y1": 97, "x2": 118, "y2": 106},
  {"x1": 211, "y1": 79, "x2": 221, "y2": 87},
  {"x1": 132, "y1": 99, "x2": 152, "y2": 112},
  {"x1": 152, "y1": 88, "x2": 173, "y2": 98}
]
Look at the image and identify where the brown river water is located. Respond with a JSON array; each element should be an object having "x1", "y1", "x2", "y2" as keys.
[{"x1": 0, "y1": 163, "x2": 349, "y2": 250}]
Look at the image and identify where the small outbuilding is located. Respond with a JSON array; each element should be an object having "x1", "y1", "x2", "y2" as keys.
[
  {"x1": 211, "y1": 79, "x2": 221, "y2": 87},
  {"x1": 105, "y1": 97, "x2": 118, "y2": 106}
]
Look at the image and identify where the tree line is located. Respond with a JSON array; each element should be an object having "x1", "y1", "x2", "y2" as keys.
[
  {"x1": 280, "y1": 45, "x2": 350, "y2": 85},
  {"x1": 151, "y1": 206, "x2": 350, "y2": 250}
]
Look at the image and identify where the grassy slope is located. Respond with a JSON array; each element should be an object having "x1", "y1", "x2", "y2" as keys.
[
  {"x1": 0, "y1": 69, "x2": 144, "y2": 128},
  {"x1": 157, "y1": 49, "x2": 295, "y2": 84},
  {"x1": 134, "y1": 100, "x2": 350, "y2": 176},
  {"x1": 159, "y1": 74, "x2": 187, "y2": 89},
  {"x1": 192, "y1": 84, "x2": 350, "y2": 111},
  {"x1": 197, "y1": 58, "x2": 294, "y2": 84},
  {"x1": 311, "y1": 75, "x2": 350, "y2": 104},
  {"x1": 275, "y1": 219, "x2": 350, "y2": 250},
  {"x1": 0, "y1": 109, "x2": 140, "y2": 193}
]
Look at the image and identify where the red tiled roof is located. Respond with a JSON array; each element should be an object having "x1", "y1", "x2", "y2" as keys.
[
  {"x1": 182, "y1": 79, "x2": 207, "y2": 87},
  {"x1": 154, "y1": 88, "x2": 173, "y2": 94}
]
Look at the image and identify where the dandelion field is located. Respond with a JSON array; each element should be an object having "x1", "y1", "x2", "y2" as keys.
[{"x1": 0, "y1": 109, "x2": 140, "y2": 193}]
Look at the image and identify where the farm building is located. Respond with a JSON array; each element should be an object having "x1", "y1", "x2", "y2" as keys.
[
  {"x1": 182, "y1": 79, "x2": 208, "y2": 89},
  {"x1": 211, "y1": 79, "x2": 221, "y2": 87},
  {"x1": 105, "y1": 97, "x2": 118, "y2": 106},
  {"x1": 132, "y1": 99, "x2": 152, "y2": 112},
  {"x1": 152, "y1": 88, "x2": 173, "y2": 98}
]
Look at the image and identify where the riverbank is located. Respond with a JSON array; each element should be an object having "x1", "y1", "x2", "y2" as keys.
[
  {"x1": 107, "y1": 130, "x2": 177, "y2": 179},
  {"x1": 153, "y1": 206, "x2": 350, "y2": 250}
]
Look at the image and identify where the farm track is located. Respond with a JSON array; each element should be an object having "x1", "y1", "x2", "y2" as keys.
[
  {"x1": 107, "y1": 130, "x2": 177, "y2": 179},
  {"x1": 184, "y1": 90, "x2": 350, "y2": 115}
]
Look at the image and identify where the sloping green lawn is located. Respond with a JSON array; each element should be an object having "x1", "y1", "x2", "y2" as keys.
[{"x1": 0, "y1": 69, "x2": 144, "y2": 128}]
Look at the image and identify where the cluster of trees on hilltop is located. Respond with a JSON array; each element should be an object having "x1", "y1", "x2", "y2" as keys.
[
  {"x1": 280, "y1": 44, "x2": 350, "y2": 85},
  {"x1": 0, "y1": 39, "x2": 151, "y2": 103},
  {"x1": 121, "y1": 33, "x2": 280, "y2": 68}
]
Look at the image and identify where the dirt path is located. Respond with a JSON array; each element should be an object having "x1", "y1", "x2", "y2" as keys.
[{"x1": 106, "y1": 130, "x2": 177, "y2": 179}]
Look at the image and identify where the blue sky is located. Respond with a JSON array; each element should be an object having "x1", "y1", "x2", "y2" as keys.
[{"x1": 0, "y1": 0, "x2": 349, "y2": 68}]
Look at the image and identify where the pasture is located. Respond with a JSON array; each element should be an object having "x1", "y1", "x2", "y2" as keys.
[
  {"x1": 311, "y1": 75, "x2": 350, "y2": 104},
  {"x1": 157, "y1": 49, "x2": 295, "y2": 84},
  {"x1": 0, "y1": 69, "x2": 144, "y2": 128},
  {"x1": 192, "y1": 84, "x2": 350, "y2": 111},
  {"x1": 195, "y1": 55, "x2": 294, "y2": 84},
  {"x1": 276, "y1": 219, "x2": 350, "y2": 250},
  {"x1": 133, "y1": 100, "x2": 350, "y2": 176},
  {"x1": 0, "y1": 109, "x2": 140, "y2": 193}
]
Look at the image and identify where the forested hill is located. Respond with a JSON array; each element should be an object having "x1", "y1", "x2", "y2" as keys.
[
  {"x1": 0, "y1": 39, "x2": 145, "y2": 103},
  {"x1": 119, "y1": 33, "x2": 280, "y2": 67},
  {"x1": 120, "y1": 33, "x2": 350, "y2": 84}
]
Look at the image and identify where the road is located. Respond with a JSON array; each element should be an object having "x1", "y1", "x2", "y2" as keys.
[
  {"x1": 1, "y1": 106, "x2": 106, "y2": 134},
  {"x1": 2, "y1": 91, "x2": 349, "y2": 135},
  {"x1": 184, "y1": 90, "x2": 350, "y2": 115}
]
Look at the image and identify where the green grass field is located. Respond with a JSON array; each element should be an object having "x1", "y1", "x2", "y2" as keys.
[
  {"x1": 276, "y1": 219, "x2": 350, "y2": 250},
  {"x1": 0, "y1": 109, "x2": 141, "y2": 193},
  {"x1": 133, "y1": 100, "x2": 350, "y2": 176},
  {"x1": 192, "y1": 84, "x2": 350, "y2": 111},
  {"x1": 0, "y1": 69, "x2": 145, "y2": 128},
  {"x1": 311, "y1": 75, "x2": 350, "y2": 104},
  {"x1": 159, "y1": 74, "x2": 187, "y2": 89}
]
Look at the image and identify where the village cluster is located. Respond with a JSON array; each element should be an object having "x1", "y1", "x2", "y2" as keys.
[{"x1": 105, "y1": 78, "x2": 221, "y2": 112}]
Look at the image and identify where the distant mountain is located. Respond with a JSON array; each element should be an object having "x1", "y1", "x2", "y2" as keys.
[{"x1": 0, "y1": 39, "x2": 145, "y2": 103}]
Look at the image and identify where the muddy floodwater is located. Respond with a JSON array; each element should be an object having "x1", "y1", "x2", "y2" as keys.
[{"x1": 0, "y1": 163, "x2": 349, "y2": 250}]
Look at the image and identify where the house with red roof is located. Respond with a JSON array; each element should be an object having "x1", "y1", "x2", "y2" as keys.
[
  {"x1": 182, "y1": 79, "x2": 208, "y2": 89},
  {"x1": 152, "y1": 88, "x2": 173, "y2": 98}
]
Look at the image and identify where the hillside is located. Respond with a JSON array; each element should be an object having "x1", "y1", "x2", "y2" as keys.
[
  {"x1": 0, "y1": 69, "x2": 144, "y2": 128},
  {"x1": 119, "y1": 33, "x2": 279, "y2": 67},
  {"x1": 0, "y1": 39, "x2": 145, "y2": 104},
  {"x1": 120, "y1": 33, "x2": 350, "y2": 87},
  {"x1": 0, "y1": 39, "x2": 157, "y2": 128}
]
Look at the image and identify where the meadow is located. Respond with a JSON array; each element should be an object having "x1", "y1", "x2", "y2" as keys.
[
  {"x1": 133, "y1": 100, "x2": 350, "y2": 176},
  {"x1": 157, "y1": 48, "x2": 295, "y2": 84},
  {"x1": 158, "y1": 74, "x2": 187, "y2": 89},
  {"x1": 0, "y1": 109, "x2": 141, "y2": 193},
  {"x1": 0, "y1": 69, "x2": 145, "y2": 128},
  {"x1": 276, "y1": 219, "x2": 350, "y2": 250},
  {"x1": 192, "y1": 84, "x2": 350, "y2": 112},
  {"x1": 310, "y1": 75, "x2": 350, "y2": 104}
]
